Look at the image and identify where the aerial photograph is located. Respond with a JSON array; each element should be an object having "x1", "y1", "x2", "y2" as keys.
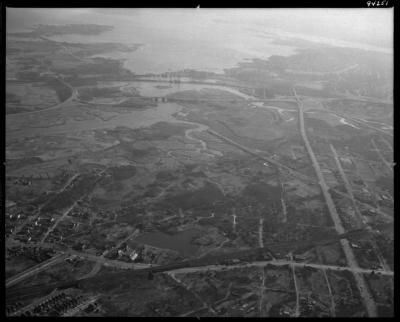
[{"x1": 5, "y1": 7, "x2": 393, "y2": 317}]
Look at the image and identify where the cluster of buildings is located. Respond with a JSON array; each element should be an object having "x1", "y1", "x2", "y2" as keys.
[
  {"x1": 104, "y1": 244, "x2": 140, "y2": 262},
  {"x1": 299, "y1": 296, "x2": 329, "y2": 317},
  {"x1": 45, "y1": 220, "x2": 74, "y2": 244},
  {"x1": 6, "y1": 210, "x2": 28, "y2": 238},
  {"x1": 214, "y1": 295, "x2": 258, "y2": 316},
  {"x1": 10, "y1": 289, "x2": 100, "y2": 317},
  {"x1": 15, "y1": 214, "x2": 55, "y2": 243},
  {"x1": 12, "y1": 177, "x2": 33, "y2": 186},
  {"x1": 6, "y1": 301, "x2": 24, "y2": 316}
]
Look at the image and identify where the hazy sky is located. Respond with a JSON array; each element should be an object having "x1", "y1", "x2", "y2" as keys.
[{"x1": 7, "y1": 8, "x2": 393, "y2": 50}]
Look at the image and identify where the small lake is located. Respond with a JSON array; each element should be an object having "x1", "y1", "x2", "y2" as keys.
[{"x1": 133, "y1": 228, "x2": 202, "y2": 256}]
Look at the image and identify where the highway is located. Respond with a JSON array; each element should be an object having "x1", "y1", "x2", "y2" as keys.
[{"x1": 294, "y1": 88, "x2": 377, "y2": 317}]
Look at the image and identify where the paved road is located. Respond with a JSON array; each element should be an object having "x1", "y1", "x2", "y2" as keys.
[
  {"x1": 7, "y1": 239, "x2": 152, "y2": 271},
  {"x1": 39, "y1": 168, "x2": 108, "y2": 244},
  {"x1": 7, "y1": 173, "x2": 75, "y2": 244},
  {"x1": 294, "y1": 88, "x2": 377, "y2": 317},
  {"x1": 57, "y1": 173, "x2": 79, "y2": 194},
  {"x1": 80, "y1": 228, "x2": 141, "y2": 279},
  {"x1": 7, "y1": 174, "x2": 79, "y2": 243},
  {"x1": 64, "y1": 249, "x2": 152, "y2": 270},
  {"x1": 6, "y1": 253, "x2": 67, "y2": 288},
  {"x1": 168, "y1": 259, "x2": 393, "y2": 276},
  {"x1": 40, "y1": 201, "x2": 77, "y2": 244}
]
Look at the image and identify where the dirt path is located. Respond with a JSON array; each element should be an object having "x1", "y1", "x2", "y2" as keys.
[
  {"x1": 330, "y1": 143, "x2": 365, "y2": 227},
  {"x1": 371, "y1": 139, "x2": 393, "y2": 173},
  {"x1": 167, "y1": 272, "x2": 217, "y2": 315},
  {"x1": 380, "y1": 136, "x2": 393, "y2": 153},
  {"x1": 322, "y1": 269, "x2": 336, "y2": 317},
  {"x1": 258, "y1": 218, "x2": 264, "y2": 248},
  {"x1": 258, "y1": 267, "x2": 266, "y2": 316},
  {"x1": 289, "y1": 253, "x2": 301, "y2": 317}
]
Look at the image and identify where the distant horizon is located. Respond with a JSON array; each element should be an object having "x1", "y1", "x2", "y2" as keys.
[{"x1": 6, "y1": 8, "x2": 393, "y2": 53}]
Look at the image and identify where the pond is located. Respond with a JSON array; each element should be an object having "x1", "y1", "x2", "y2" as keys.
[{"x1": 133, "y1": 228, "x2": 202, "y2": 256}]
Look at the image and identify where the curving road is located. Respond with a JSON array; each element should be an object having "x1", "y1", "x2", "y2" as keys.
[{"x1": 7, "y1": 78, "x2": 78, "y2": 117}]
